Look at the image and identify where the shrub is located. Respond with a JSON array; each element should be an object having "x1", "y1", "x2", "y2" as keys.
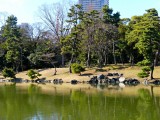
[
  {"x1": 71, "y1": 63, "x2": 85, "y2": 74},
  {"x1": 137, "y1": 60, "x2": 151, "y2": 66},
  {"x1": 142, "y1": 66, "x2": 150, "y2": 72},
  {"x1": 27, "y1": 69, "x2": 41, "y2": 80},
  {"x1": 137, "y1": 66, "x2": 150, "y2": 78},
  {"x1": 2, "y1": 67, "x2": 16, "y2": 79},
  {"x1": 137, "y1": 71, "x2": 149, "y2": 78}
]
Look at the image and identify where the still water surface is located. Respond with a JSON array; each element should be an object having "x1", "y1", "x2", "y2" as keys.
[{"x1": 0, "y1": 83, "x2": 160, "y2": 120}]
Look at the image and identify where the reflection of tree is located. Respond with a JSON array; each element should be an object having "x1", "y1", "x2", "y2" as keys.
[
  {"x1": 28, "y1": 84, "x2": 41, "y2": 105},
  {"x1": 0, "y1": 85, "x2": 160, "y2": 120},
  {"x1": 137, "y1": 88, "x2": 160, "y2": 120},
  {"x1": 0, "y1": 84, "x2": 36, "y2": 120}
]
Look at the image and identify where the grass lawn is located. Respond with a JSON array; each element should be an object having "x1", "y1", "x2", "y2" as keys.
[{"x1": 7, "y1": 65, "x2": 159, "y2": 82}]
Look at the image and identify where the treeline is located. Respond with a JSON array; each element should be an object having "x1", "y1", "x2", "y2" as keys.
[{"x1": 0, "y1": 4, "x2": 160, "y2": 75}]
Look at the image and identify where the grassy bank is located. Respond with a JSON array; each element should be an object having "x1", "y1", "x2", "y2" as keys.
[{"x1": 7, "y1": 65, "x2": 159, "y2": 82}]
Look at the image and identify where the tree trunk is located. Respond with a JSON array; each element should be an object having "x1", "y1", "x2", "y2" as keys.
[
  {"x1": 69, "y1": 54, "x2": 74, "y2": 73},
  {"x1": 150, "y1": 38, "x2": 154, "y2": 80},
  {"x1": 104, "y1": 53, "x2": 107, "y2": 66},
  {"x1": 120, "y1": 53, "x2": 124, "y2": 65},
  {"x1": 103, "y1": 47, "x2": 108, "y2": 66},
  {"x1": 86, "y1": 48, "x2": 91, "y2": 67},
  {"x1": 15, "y1": 62, "x2": 20, "y2": 73},
  {"x1": 61, "y1": 53, "x2": 65, "y2": 67},
  {"x1": 113, "y1": 41, "x2": 117, "y2": 65},
  {"x1": 150, "y1": 62, "x2": 154, "y2": 79},
  {"x1": 53, "y1": 64, "x2": 57, "y2": 75},
  {"x1": 20, "y1": 47, "x2": 23, "y2": 71},
  {"x1": 98, "y1": 53, "x2": 103, "y2": 68},
  {"x1": 51, "y1": 62, "x2": 57, "y2": 75},
  {"x1": 129, "y1": 54, "x2": 134, "y2": 66}
]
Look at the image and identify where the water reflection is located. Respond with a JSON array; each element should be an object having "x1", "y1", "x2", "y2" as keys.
[{"x1": 0, "y1": 84, "x2": 160, "y2": 120}]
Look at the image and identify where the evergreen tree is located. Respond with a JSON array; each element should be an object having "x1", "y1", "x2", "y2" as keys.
[
  {"x1": 126, "y1": 8, "x2": 160, "y2": 79},
  {"x1": 2, "y1": 15, "x2": 22, "y2": 72}
]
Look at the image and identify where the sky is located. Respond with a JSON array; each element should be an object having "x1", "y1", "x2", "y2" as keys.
[{"x1": 0, "y1": 0, "x2": 160, "y2": 24}]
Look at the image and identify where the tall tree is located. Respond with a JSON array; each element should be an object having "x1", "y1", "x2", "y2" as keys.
[
  {"x1": 80, "y1": 10, "x2": 99, "y2": 67},
  {"x1": 38, "y1": 2, "x2": 72, "y2": 67},
  {"x1": 2, "y1": 15, "x2": 22, "y2": 72},
  {"x1": 61, "y1": 4, "x2": 84, "y2": 73},
  {"x1": 118, "y1": 18, "x2": 130, "y2": 64},
  {"x1": 126, "y1": 8, "x2": 160, "y2": 79},
  {"x1": 102, "y1": 5, "x2": 120, "y2": 65}
]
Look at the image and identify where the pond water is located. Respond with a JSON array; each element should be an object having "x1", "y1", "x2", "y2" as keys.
[{"x1": 0, "y1": 83, "x2": 160, "y2": 120}]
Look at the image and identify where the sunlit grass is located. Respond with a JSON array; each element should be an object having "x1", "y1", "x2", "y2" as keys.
[{"x1": 0, "y1": 65, "x2": 160, "y2": 82}]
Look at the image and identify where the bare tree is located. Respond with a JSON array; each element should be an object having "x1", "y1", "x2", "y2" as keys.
[
  {"x1": 31, "y1": 22, "x2": 46, "y2": 41},
  {"x1": 0, "y1": 12, "x2": 8, "y2": 27},
  {"x1": 38, "y1": 1, "x2": 74, "y2": 67}
]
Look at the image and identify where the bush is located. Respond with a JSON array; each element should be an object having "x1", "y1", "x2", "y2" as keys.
[
  {"x1": 71, "y1": 63, "x2": 85, "y2": 74},
  {"x1": 142, "y1": 66, "x2": 150, "y2": 72},
  {"x1": 27, "y1": 69, "x2": 41, "y2": 80},
  {"x1": 137, "y1": 71, "x2": 149, "y2": 78},
  {"x1": 137, "y1": 66, "x2": 150, "y2": 78},
  {"x1": 137, "y1": 60, "x2": 151, "y2": 66},
  {"x1": 2, "y1": 68, "x2": 16, "y2": 79}
]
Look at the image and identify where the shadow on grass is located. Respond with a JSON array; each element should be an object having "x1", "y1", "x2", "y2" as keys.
[
  {"x1": 109, "y1": 65, "x2": 130, "y2": 70},
  {"x1": 80, "y1": 73, "x2": 93, "y2": 77},
  {"x1": 95, "y1": 68, "x2": 107, "y2": 72},
  {"x1": 37, "y1": 68, "x2": 49, "y2": 72},
  {"x1": 152, "y1": 78, "x2": 160, "y2": 80}
]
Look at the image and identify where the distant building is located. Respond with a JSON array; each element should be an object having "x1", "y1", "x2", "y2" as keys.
[{"x1": 79, "y1": 0, "x2": 109, "y2": 12}]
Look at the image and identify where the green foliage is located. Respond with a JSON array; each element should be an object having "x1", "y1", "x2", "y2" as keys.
[
  {"x1": 137, "y1": 66, "x2": 150, "y2": 78},
  {"x1": 71, "y1": 63, "x2": 85, "y2": 74},
  {"x1": 0, "y1": 6, "x2": 160, "y2": 73},
  {"x1": 137, "y1": 71, "x2": 149, "y2": 78},
  {"x1": 142, "y1": 66, "x2": 150, "y2": 72},
  {"x1": 102, "y1": 5, "x2": 120, "y2": 26},
  {"x1": 27, "y1": 52, "x2": 42, "y2": 65},
  {"x1": 27, "y1": 69, "x2": 41, "y2": 80},
  {"x1": 127, "y1": 8, "x2": 160, "y2": 62},
  {"x1": 2, "y1": 67, "x2": 16, "y2": 78},
  {"x1": 2, "y1": 15, "x2": 22, "y2": 70},
  {"x1": 137, "y1": 60, "x2": 151, "y2": 66}
]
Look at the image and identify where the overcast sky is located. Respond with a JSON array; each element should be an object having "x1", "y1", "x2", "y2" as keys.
[{"x1": 0, "y1": 0, "x2": 160, "y2": 24}]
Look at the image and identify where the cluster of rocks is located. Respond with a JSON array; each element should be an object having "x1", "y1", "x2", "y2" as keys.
[
  {"x1": 143, "y1": 79, "x2": 160, "y2": 85},
  {"x1": 87, "y1": 73, "x2": 140, "y2": 86}
]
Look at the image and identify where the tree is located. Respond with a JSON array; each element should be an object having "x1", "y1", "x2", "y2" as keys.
[
  {"x1": 28, "y1": 35, "x2": 55, "y2": 68},
  {"x1": 80, "y1": 10, "x2": 99, "y2": 67},
  {"x1": 27, "y1": 69, "x2": 41, "y2": 80},
  {"x1": 38, "y1": 2, "x2": 72, "y2": 67},
  {"x1": 102, "y1": 5, "x2": 120, "y2": 27},
  {"x1": 2, "y1": 15, "x2": 22, "y2": 72},
  {"x1": 2, "y1": 67, "x2": 16, "y2": 79},
  {"x1": 118, "y1": 18, "x2": 130, "y2": 64},
  {"x1": 61, "y1": 4, "x2": 84, "y2": 73},
  {"x1": 102, "y1": 5, "x2": 120, "y2": 65},
  {"x1": 40, "y1": 53, "x2": 58, "y2": 75},
  {"x1": 126, "y1": 8, "x2": 160, "y2": 79}
]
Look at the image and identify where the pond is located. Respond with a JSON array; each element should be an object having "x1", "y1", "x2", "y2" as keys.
[{"x1": 0, "y1": 83, "x2": 160, "y2": 120}]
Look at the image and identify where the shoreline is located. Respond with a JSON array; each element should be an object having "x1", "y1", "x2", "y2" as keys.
[{"x1": 1, "y1": 66, "x2": 160, "y2": 83}]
